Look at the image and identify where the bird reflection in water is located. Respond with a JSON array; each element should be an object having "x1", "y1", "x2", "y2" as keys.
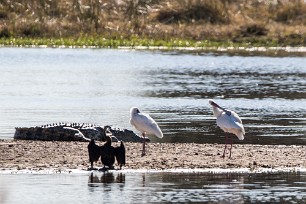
[{"x1": 88, "y1": 172, "x2": 125, "y2": 184}]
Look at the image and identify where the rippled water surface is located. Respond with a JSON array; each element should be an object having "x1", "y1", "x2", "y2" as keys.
[
  {"x1": 1, "y1": 48, "x2": 306, "y2": 203},
  {"x1": 0, "y1": 48, "x2": 306, "y2": 144},
  {"x1": 1, "y1": 171, "x2": 306, "y2": 203}
]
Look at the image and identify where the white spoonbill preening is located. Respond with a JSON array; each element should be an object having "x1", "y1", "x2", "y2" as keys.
[
  {"x1": 130, "y1": 107, "x2": 163, "y2": 156},
  {"x1": 208, "y1": 99, "x2": 245, "y2": 159}
]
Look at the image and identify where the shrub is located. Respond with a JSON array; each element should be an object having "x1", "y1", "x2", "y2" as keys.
[
  {"x1": 239, "y1": 24, "x2": 268, "y2": 37},
  {"x1": 156, "y1": 0, "x2": 229, "y2": 24},
  {"x1": 0, "y1": 9, "x2": 8, "y2": 19},
  {"x1": 279, "y1": 33, "x2": 306, "y2": 46},
  {"x1": 14, "y1": 22, "x2": 46, "y2": 37},
  {"x1": 0, "y1": 27, "x2": 11, "y2": 38},
  {"x1": 274, "y1": 3, "x2": 306, "y2": 24}
]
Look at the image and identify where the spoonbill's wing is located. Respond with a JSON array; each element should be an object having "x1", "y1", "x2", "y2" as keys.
[
  {"x1": 216, "y1": 111, "x2": 245, "y2": 140},
  {"x1": 129, "y1": 118, "x2": 136, "y2": 134},
  {"x1": 132, "y1": 113, "x2": 163, "y2": 138},
  {"x1": 230, "y1": 111, "x2": 245, "y2": 134}
]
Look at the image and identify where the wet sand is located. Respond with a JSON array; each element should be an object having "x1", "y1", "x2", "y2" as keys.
[{"x1": 1, "y1": 139, "x2": 306, "y2": 172}]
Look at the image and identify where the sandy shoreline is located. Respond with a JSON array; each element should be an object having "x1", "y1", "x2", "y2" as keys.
[{"x1": 1, "y1": 139, "x2": 306, "y2": 173}]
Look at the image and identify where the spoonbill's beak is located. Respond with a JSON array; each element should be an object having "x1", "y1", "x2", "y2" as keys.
[
  {"x1": 209, "y1": 99, "x2": 223, "y2": 109},
  {"x1": 209, "y1": 99, "x2": 231, "y2": 116}
]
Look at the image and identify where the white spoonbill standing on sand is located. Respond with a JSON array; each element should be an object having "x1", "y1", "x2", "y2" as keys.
[
  {"x1": 208, "y1": 99, "x2": 245, "y2": 159},
  {"x1": 130, "y1": 107, "x2": 163, "y2": 156}
]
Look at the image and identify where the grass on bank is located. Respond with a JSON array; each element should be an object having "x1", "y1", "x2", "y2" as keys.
[{"x1": 0, "y1": 36, "x2": 282, "y2": 49}]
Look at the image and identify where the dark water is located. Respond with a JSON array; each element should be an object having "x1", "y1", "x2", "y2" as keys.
[
  {"x1": 0, "y1": 48, "x2": 306, "y2": 145},
  {"x1": 1, "y1": 171, "x2": 306, "y2": 203}
]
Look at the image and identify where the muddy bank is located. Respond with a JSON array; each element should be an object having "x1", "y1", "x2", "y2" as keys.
[{"x1": 1, "y1": 140, "x2": 306, "y2": 172}]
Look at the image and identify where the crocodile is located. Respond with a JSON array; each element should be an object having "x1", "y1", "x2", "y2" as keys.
[{"x1": 14, "y1": 123, "x2": 149, "y2": 142}]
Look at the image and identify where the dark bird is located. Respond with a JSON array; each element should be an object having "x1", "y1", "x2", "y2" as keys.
[
  {"x1": 88, "y1": 126, "x2": 125, "y2": 169},
  {"x1": 115, "y1": 141, "x2": 126, "y2": 170},
  {"x1": 87, "y1": 139, "x2": 102, "y2": 170},
  {"x1": 100, "y1": 131, "x2": 126, "y2": 170},
  {"x1": 87, "y1": 126, "x2": 126, "y2": 170},
  {"x1": 100, "y1": 135, "x2": 116, "y2": 169}
]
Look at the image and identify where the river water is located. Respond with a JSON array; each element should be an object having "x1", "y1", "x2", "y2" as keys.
[
  {"x1": 0, "y1": 48, "x2": 306, "y2": 144},
  {"x1": 1, "y1": 171, "x2": 306, "y2": 203},
  {"x1": 0, "y1": 48, "x2": 306, "y2": 203}
]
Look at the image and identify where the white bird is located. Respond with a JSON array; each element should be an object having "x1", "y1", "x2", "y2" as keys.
[
  {"x1": 130, "y1": 107, "x2": 163, "y2": 156},
  {"x1": 208, "y1": 99, "x2": 245, "y2": 159}
]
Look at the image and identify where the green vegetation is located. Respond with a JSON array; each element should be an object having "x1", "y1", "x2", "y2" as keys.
[
  {"x1": 0, "y1": 36, "x2": 280, "y2": 48},
  {"x1": 0, "y1": 0, "x2": 305, "y2": 48}
]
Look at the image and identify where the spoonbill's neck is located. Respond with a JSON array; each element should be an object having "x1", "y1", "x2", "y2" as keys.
[{"x1": 212, "y1": 106, "x2": 223, "y2": 117}]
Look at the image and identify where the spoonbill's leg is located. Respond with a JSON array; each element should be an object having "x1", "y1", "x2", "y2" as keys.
[
  {"x1": 229, "y1": 134, "x2": 233, "y2": 159},
  {"x1": 141, "y1": 132, "x2": 146, "y2": 156},
  {"x1": 222, "y1": 133, "x2": 228, "y2": 158}
]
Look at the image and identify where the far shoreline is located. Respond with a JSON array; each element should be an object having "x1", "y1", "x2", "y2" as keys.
[
  {"x1": 0, "y1": 45, "x2": 306, "y2": 57},
  {"x1": 0, "y1": 37, "x2": 305, "y2": 57},
  {"x1": 1, "y1": 44, "x2": 306, "y2": 57}
]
